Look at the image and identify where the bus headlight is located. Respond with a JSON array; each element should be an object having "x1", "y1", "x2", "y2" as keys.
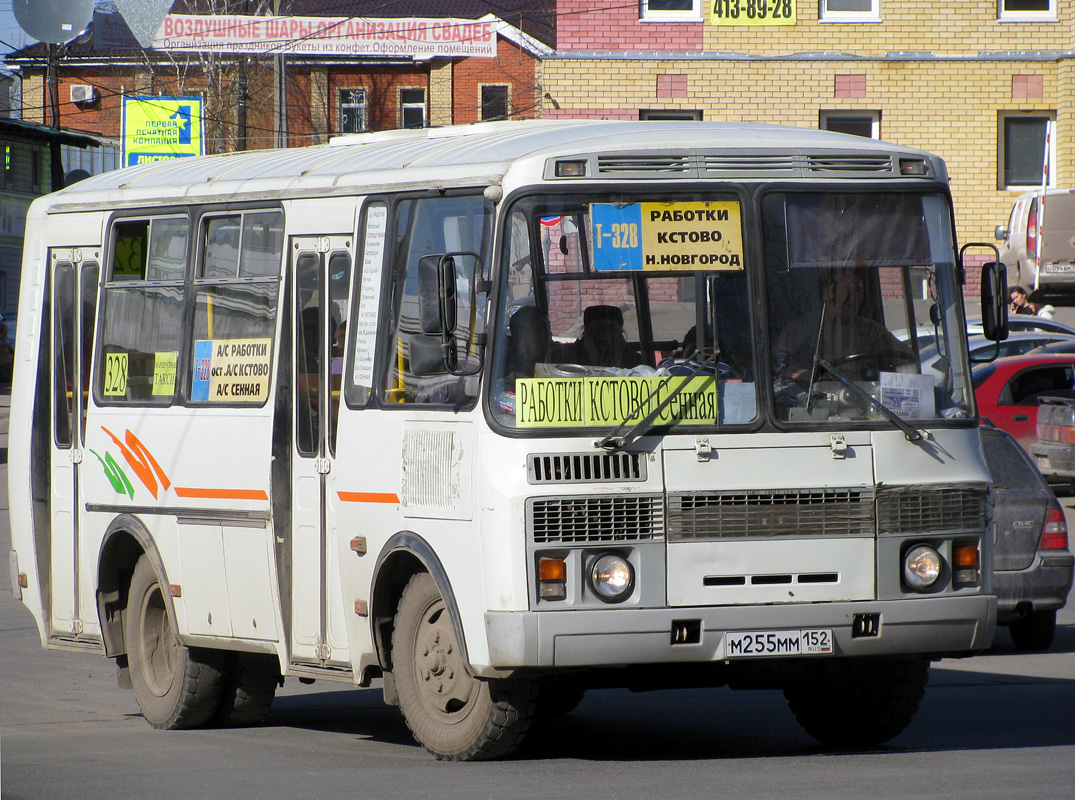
[
  {"x1": 903, "y1": 544, "x2": 942, "y2": 589},
  {"x1": 589, "y1": 554, "x2": 634, "y2": 603}
]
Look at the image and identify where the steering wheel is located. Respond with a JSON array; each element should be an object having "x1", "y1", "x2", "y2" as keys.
[{"x1": 827, "y1": 349, "x2": 918, "y2": 380}]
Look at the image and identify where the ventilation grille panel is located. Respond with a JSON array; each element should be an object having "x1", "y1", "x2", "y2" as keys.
[
  {"x1": 529, "y1": 495, "x2": 663, "y2": 543},
  {"x1": 876, "y1": 485, "x2": 988, "y2": 534},
  {"x1": 596, "y1": 155, "x2": 691, "y2": 174},
  {"x1": 668, "y1": 488, "x2": 874, "y2": 540},
  {"x1": 528, "y1": 452, "x2": 646, "y2": 484},
  {"x1": 807, "y1": 155, "x2": 893, "y2": 173}
]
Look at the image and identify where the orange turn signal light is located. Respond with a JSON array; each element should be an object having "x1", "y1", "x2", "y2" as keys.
[
  {"x1": 953, "y1": 544, "x2": 979, "y2": 569},
  {"x1": 539, "y1": 558, "x2": 567, "y2": 582}
]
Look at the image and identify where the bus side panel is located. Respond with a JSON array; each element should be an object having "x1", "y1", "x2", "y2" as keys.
[
  {"x1": 8, "y1": 201, "x2": 51, "y2": 641},
  {"x1": 84, "y1": 406, "x2": 283, "y2": 648}
]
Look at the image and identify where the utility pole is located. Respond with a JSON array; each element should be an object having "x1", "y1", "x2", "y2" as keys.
[
  {"x1": 274, "y1": 0, "x2": 288, "y2": 148},
  {"x1": 46, "y1": 43, "x2": 65, "y2": 189}
]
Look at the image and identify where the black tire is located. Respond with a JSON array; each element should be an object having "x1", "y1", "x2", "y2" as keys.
[
  {"x1": 124, "y1": 556, "x2": 226, "y2": 730},
  {"x1": 392, "y1": 572, "x2": 537, "y2": 760},
  {"x1": 216, "y1": 652, "x2": 281, "y2": 726},
  {"x1": 783, "y1": 658, "x2": 929, "y2": 748},
  {"x1": 1008, "y1": 610, "x2": 1057, "y2": 651}
]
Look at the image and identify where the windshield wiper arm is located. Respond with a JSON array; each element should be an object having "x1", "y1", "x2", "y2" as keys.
[
  {"x1": 597, "y1": 355, "x2": 717, "y2": 451},
  {"x1": 816, "y1": 359, "x2": 931, "y2": 443}
]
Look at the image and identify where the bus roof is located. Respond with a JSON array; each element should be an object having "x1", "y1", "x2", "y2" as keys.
[{"x1": 41, "y1": 119, "x2": 945, "y2": 212}]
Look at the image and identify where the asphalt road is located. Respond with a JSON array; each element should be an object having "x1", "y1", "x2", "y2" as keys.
[{"x1": 1, "y1": 388, "x2": 1073, "y2": 800}]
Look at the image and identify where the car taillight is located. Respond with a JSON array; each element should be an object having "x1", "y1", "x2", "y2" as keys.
[
  {"x1": 1027, "y1": 199, "x2": 1038, "y2": 260},
  {"x1": 1039, "y1": 506, "x2": 1068, "y2": 551}
]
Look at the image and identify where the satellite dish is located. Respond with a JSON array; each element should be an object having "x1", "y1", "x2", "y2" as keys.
[{"x1": 13, "y1": 0, "x2": 95, "y2": 45}]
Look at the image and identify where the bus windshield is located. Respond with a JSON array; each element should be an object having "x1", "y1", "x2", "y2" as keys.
[{"x1": 490, "y1": 189, "x2": 972, "y2": 432}]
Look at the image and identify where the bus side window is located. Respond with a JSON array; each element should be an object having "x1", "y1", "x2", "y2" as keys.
[
  {"x1": 98, "y1": 217, "x2": 187, "y2": 405},
  {"x1": 191, "y1": 210, "x2": 282, "y2": 405}
]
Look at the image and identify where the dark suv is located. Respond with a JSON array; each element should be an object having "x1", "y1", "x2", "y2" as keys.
[{"x1": 981, "y1": 425, "x2": 1074, "y2": 650}]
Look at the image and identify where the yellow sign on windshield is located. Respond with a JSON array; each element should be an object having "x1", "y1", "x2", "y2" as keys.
[{"x1": 516, "y1": 375, "x2": 718, "y2": 428}]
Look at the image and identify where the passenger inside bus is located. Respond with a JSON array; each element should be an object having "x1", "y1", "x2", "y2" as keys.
[{"x1": 548, "y1": 304, "x2": 643, "y2": 369}]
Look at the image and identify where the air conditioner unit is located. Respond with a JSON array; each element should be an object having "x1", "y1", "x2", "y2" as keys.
[{"x1": 70, "y1": 84, "x2": 96, "y2": 104}]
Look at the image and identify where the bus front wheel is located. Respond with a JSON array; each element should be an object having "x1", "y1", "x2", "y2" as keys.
[
  {"x1": 124, "y1": 556, "x2": 226, "y2": 729},
  {"x1": 783, "y1": 658, "x2": 929, "y2": 747},
  {"x1": 392, "y1": 572, "x2": 537, "y2": 760}
]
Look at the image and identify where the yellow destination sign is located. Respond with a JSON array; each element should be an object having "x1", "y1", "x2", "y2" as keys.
[{"x1": 516, "y1": 375, "x2": 718, "y2": 428}]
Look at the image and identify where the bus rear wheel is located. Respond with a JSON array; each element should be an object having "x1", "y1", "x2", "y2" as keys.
[
  {"x1": 392, "y1": 572, "x2": 537, "y2": 760},
  {"x1": 124, "y1": 556, "x2": 226, "y2": 729},
  {"x1": 783, "y1": 658, "x2": 929, "y2": 748}
]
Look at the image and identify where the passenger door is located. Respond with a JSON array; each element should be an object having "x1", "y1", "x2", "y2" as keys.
[
  {"x1": 48, "y1": 249, "x2": 99, "y2": 641},
  {"x1": 288, "y1": 236, "x2": 353, "y2": 668}
]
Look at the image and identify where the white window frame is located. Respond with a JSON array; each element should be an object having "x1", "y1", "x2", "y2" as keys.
[
  {"x1": 999, "y1": 112, "x2": 1056, "y2": 191},
  {"x1": 640, "y1": 0, "x2": 702, "y2": 22},
  {"x1": 998, "y1": 0, "x2": 1057, "y2": 23},
  {"x1": 820, "y1": 0, "x2": 881, "y2": 23},
  {"x1": 820, "y1": 110, "x2": 880, "y2": 139},
  {"x1": 339, "y1": 88, "x2": 367, "y2": 134}
]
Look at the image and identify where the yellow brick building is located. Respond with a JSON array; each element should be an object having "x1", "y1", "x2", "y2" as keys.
[{"x1": 545, "y1": 0, "x2": 1073, "y2": 248}]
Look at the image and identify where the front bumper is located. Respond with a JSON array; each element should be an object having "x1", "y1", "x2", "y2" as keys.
[
  {"x1": 994, "y1": 551, "x2": 1074, "y2": 622},
  {"x1": 484, "y1": 595, "x2": 996, "y2": 670}
]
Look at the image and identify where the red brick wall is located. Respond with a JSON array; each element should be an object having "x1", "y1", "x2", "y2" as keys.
[
  {"x1": 557, "y1": 0, "x2": 702, "y2": 52},
  {"x1": 453, "y1": 38, "x2": 539, "y2": 123}
]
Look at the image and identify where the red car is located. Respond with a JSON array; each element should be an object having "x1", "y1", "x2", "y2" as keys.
[{"x1": 972, "y1": 354, "x2": 1075, "y2": 450}]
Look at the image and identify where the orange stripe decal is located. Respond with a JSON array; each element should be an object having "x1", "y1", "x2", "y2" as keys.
[
  {"x1": 174, "y1": 487, "x2": 269, "y2": 501},
  {"x1": 337, "y1": 491, "x2": 400, "y2": 504}
]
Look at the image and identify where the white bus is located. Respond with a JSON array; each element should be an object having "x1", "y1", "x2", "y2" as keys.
[{"x1": 8, "y1": 120, "x2": 1005, "y2": 760}]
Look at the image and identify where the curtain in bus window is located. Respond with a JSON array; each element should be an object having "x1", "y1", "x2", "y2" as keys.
[
  {"x1": 784, "y1": 194, "x2": 931, "y2": 269},
  {"x1": 99, "y1": 286, "x2": 183, "y2": 403}
]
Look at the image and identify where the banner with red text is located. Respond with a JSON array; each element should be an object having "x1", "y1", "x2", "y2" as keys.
[{"x1": 146, "y1": 14, "x2": 499, "y2": 58}]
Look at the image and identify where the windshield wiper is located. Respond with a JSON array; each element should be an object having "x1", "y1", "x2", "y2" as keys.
[
  {"x1": 596, "y1": 354, "x2": 717, "y2": 451},
  {"x1": 816, "y1": 359, "x2": 931, "y2": 443}
]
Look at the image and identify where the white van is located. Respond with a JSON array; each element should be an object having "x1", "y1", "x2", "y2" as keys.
[{"x1": 996, "y1": 188, "x2": 1075, "y2": 290}]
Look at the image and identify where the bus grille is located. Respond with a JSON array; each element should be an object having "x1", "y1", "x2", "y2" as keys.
[
  {"x1": 528, "y1": 452, "x2": 646, "y2": 484},
  {"x1": 667, "y1": 488, "x2": 874, "y2": 540},
  {"x1": 807, "y1": 155, "x2": 892, "y2": 173},
  {"x1": 529, "y1": 496, "x2": 663, "y2": 543},
  {"x1": 876, "y1": 485, "x2": 988, "y2": 534},
  {"x1": 596, "y1": 155, "x2": 691, "y2": 174}
]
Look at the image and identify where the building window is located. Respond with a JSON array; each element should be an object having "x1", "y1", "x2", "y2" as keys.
[
  {"x1": 641, "y1": 0, "x2": 701, "y2": 21},
  {"x1": 999, "y1": 0, "x2": 1055, "y2": 21},
  {"x1": 400, "y1": 88, "x2": 426, "y2": 129},
  {"x1": 999, "y1": 113, "x2": 1055, "y2": 189},
  {"x1": 821, "y1": 111, "x2": 880, "y2": 139},
  {"x1": 820, "y1": 0, "x2": 880, "y2": 22},
  {"x1": 639, "y1": 109, "x2": 702, "y2": 120},
  {"x1": 481, "y1": 85, "x2": 510, "y2": 121},
  {"x1": 339, "y1": 88, "x2": 367, "y2": 134}
]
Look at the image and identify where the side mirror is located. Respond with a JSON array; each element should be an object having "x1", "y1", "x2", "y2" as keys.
[
  {"x1": 994, "y1": 225, "x2": 1008, "y2": 241},
  {"x1": 980, "y1": 261, "x2": 1009, "y2": 342},
  {"x1": 418, "y1": 254, "x2": 458, "y2": 335}
]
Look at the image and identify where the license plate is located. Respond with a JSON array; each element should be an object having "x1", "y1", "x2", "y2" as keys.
[
  {"x1": 725, "y1": 629, "x2": 833, "y2": 658},
  {"x1": 1044, "y1": 263, "x2": 1075, "y2": 273}
]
